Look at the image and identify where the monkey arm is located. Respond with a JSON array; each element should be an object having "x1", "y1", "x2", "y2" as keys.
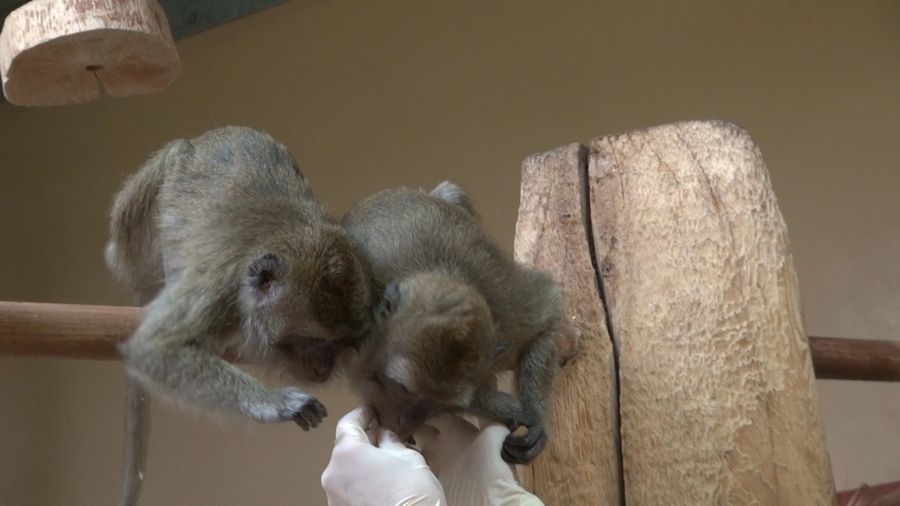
[
  {"x1": 502, "y1": 332, "x2": 558, "y2": 464},
  {"x1": 120, "y1": 282, "x2": 326, "y2": 429},
  {"x1": 467, "y1": 330, "x2": 558, "y2": 465}
]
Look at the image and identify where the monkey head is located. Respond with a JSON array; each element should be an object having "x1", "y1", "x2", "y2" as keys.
[
  {"x1": 362, "y1": 272, "x2": 495, "y2": 437},
  {"x1": 239, "y1": 224, "x2": 374, "y2": 382}
]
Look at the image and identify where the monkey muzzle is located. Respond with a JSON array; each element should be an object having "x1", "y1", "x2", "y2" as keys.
[{"x1": 374, "y1": 398, "x2": 440, "y2": 439}]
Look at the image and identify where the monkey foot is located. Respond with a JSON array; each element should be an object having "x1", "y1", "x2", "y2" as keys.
[{"x1": 501, "y1": 424, "x2": 547, "y2": 465}]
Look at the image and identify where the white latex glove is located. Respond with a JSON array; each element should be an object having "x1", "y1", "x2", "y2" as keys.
[
  {"x1": 417, "y1": 415, "x2": 545, "y2": 506},
  {"x1": 321, "y1": 407, "x2": 446, "y2": 506}
]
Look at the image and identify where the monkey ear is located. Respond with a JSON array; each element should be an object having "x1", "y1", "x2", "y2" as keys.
[
  {"x1": 247, "y1": 253, "x2": 285, "y2": 297},
  {"x1": 378, "y1": 281, "x2": 401, "y2": 320}
]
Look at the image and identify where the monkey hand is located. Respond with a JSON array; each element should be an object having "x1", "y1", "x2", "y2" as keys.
[
  {"x1": 502, "y1": 421, "x2": 547, "y2": 465},
  {"x1": 321, "y1": 407, "x2": 446, "y2": 506},
  {"x1": 417, "y1": 416, "x2": 544, "y2": 506},
  {"x1": 253, "y1": 387, "x2": 327, "y2": 430}
]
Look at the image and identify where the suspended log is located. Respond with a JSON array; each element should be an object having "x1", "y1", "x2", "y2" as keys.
[
  {"x1": 513, "y1": 144, "x2": 621, "y2": 505},
  {"x1": 588, "y1": 120, "x2": 836, "y2": 504},
  {"x1": 0, "y1": 0, "x2": 179, "y2": 106}
]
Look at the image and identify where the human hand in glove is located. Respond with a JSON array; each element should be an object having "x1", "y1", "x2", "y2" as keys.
[
  {"x1": 321, "y1": 407, "x2": 446, "y2": 506},
  {"x1": 417, "y1": 415, "x2": 544, "y2": 506}
]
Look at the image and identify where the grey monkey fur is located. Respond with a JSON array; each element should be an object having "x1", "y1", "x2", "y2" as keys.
[
  {"x1": 342, "y1": 182, "x2": 562, "y2": 465},
  {"x1": 106, "y1": 126, "x2": 373, "y2": 505}
]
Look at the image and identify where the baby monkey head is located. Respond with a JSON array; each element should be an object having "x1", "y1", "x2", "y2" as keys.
[
  {"x1": 240, "y1": 225, "x2": 373, "y2": 382},
  {"x1": 366, "y1": 272, "x2": 495, "y2": 437}
]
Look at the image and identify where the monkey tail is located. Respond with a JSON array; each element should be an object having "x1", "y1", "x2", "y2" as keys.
[
  {"x1": 110, "y1": 141, "x2": 188, "y2": 506},
  {"x1": 118, "y1": 287, "x2": 158, "y2": 506},
  {"x1": 120, "y1": 376, "x2": 150, "y2": 506}
]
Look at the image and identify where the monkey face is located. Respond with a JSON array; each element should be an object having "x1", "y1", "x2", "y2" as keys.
[
  {"x1": 364, "y1": 273, "x2": 495, "y2": 435},
  {"x1": 240, "y1": 226, "x2": 373, "y2": 381},
  {"x1": 362, "y1": 370, "x2": 441, "y2": 438},
  {"x1": 274, "y1": 337, "x2": 351, "y2": 383}
]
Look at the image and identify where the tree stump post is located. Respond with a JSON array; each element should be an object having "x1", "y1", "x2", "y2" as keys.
[
  {"x1": 514, "y1": 121, "x2": 836, "y2": 505},
  {"x1": 514, "y1": 144, "x2": 622, "y2": 505}
]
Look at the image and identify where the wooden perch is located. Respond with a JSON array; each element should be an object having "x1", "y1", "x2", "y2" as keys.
[
  {"x1": 809, "y1": 336, "x2": 900, "y2": 382},
  {"x1": 0, "y1": 0, "x2": 179, "y2": 106},
  {"x1": 0, "y1": 301, "x2": 142, "y2": 360},
  {"x1": 2, "y1": 298, "x2": 893, "y2": 383}
]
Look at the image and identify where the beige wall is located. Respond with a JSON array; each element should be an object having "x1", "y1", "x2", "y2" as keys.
[{"x1": 1, "y1": 1, "x2": 898, "y2": 504}]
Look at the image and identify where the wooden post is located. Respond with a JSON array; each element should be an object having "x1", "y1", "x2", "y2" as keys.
[
  {"x1": 513, "y1": 144, "x2": 622, "y2": 504},
  {"x1": 587, "y1": 121, "x2": 836, "y2": 504}
]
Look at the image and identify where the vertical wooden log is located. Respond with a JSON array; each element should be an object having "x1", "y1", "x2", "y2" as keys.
[
  {"x1": 513, "y1": 144, "x2": 622, "y2": 505},
  {"x1": 588, "y1": 120, "x2": 835, "y2": 504}
]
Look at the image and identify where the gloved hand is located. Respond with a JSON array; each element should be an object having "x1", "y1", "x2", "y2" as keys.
[
  {"x1": 416, "y1": 415, "x2": 544, "y2": 506},
  {"x1": 321, "y1": 407, "x2": 446, "y2": 506}
]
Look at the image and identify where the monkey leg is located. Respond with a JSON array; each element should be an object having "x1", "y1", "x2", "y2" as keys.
[
  {"x1": 105, "y1": 139, "x2": 192, "y2": 295},
  {"x1": 501, "y1": 331, "x2": 558, "y2": 464}
]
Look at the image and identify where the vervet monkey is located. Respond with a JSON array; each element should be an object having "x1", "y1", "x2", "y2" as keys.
[
  {"x1": 106, "y1": 126, "x2": 373, "y2": 505},
  {"x1": 343, "y1": 182, "x2": 562, "y2": 464}
]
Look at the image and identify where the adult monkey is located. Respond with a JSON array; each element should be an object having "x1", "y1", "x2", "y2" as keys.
[{"x1": 106, "y1": 126, "x2": 373, "y2": 505}]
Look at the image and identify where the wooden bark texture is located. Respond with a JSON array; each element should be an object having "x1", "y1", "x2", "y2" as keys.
[
  {"x1": 588, "y1": 120, "x2": 835, "y2": 504},
  {"x1": 0, "y1": 301, "x2": 142, "y2": 359},
  {"x1": 0, "y1": 0, "x2": 179, "y2": 106},
  {"x1": 513, "y1": 143, "x2": 622, "y2": 505}
]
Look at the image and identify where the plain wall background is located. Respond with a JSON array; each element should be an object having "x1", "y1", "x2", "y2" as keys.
[{"x1": 1, "y1": 1, "x2": 898, "y2": 504}]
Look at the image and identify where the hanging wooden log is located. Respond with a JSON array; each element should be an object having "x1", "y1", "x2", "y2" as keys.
[
  {"x1": 513, "y1": 144, "x2": 621, "y2": 505},
  {"x1": 0, "y1": 0, "x2": 179, "y2": 106},
  {"x1": 588, "y1": 120, "x2": 836, "y2": 504}
]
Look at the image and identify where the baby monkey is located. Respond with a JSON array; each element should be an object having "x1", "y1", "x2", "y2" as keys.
[
  {"x1": 107, "y1": 127, "x2": 372, "y2": 505},
  {"x1": 343, "y1": 182, "x2": 562, "y2": 464}
]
